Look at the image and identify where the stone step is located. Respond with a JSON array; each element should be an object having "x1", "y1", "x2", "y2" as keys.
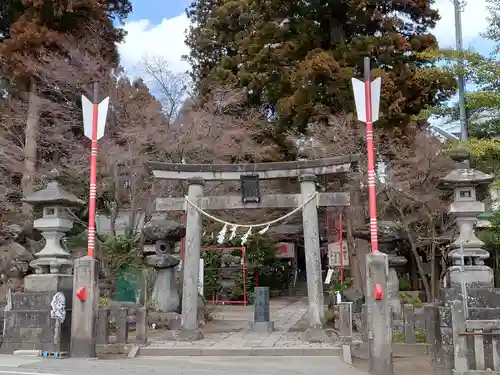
[
  {"x1": 10, "y1": 292, "x2": 54, "y2": 310},
  {"x1": 138, "y1": 346, "x2": 342, "y2": 357}
]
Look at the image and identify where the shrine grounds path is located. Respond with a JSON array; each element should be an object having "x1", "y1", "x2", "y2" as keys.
[
  {"x1": 0, "y1": 356, "x2": 367, "y2": 375},
  {"x1": 141, "y1": 297, "x2": 341, "y2": 356}
]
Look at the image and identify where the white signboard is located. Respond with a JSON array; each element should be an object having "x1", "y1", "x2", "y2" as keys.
[
  {"x1": 328, "y1": 241, "x2": 349, "y2": 268},
  {"x1": 324, "y1": 268, "x2": 334, "y2": 284},
  {"x1": 198, "y1": 259, "x2": 204, "y2": 295},
  {"x1": 276, "y1": 242, "x2": 295, "y2": 259}
]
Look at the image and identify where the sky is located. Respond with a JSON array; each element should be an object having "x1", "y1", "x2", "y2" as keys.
[
  {"x1": 117, "y1": 0, "x2": 493, "y2": 132},
  {"x1": 119, "y1": 0, "x2": 492, "y2": 74}
]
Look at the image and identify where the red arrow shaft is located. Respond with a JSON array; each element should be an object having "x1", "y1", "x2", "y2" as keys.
[
  {"x1": 87, "y1": 102, "x2": 98, "y2": 258},
  {"x1": 364, "y1": 58, "x2": 378, "y2": 253},
  {"x1": 339, "y1": 214, "x2": 343, "y2": 283}
]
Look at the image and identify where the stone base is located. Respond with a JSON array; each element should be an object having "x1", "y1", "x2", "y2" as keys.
[
  {"x1": 163, "y1": 328, "x2": 204, "y2": 341},
  {"x1": 300, "y1": 327, "x2": 337, "y2": 343},
  {"x1": 448, "y1": 265, "x2": 494, "y2": 288},
  {"x1": 24, "y1": 274, "x2": 73, "y2": 297},
  {"x1": 252, "y1": 321, "x2": 274, "y2": 333}
]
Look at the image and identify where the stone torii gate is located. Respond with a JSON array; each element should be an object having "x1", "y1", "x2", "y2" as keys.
[{"x1": 148, "y1": 155, "x2": 358, "y2": 339}]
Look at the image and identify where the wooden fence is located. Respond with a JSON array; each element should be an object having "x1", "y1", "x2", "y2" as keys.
[
  {"x1": 96, "y1": 307, "x2": 147, "y2": 346},
  {"x1": 451, "y1": 300, "x2": 500, "y2": 373}
]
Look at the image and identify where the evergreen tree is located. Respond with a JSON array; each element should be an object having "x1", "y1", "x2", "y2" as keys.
[
  {"x1": 186, "y1": 0, "x2": 456, "y2": 146},
  {"x1": 0, "y1": 0, "x2": 132, "y2": 83}
]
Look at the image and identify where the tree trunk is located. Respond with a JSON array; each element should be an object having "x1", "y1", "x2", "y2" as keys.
[
  {"x1": 406, "y1": 228, "x2": 432, "y2": 302},
  {"x1": 21, "y1": 81, "x2": 40, "y2": 215},
  {"x1": 345, "y1": 180, "x2": 366, "y2": 295},
  {"x1": 430, "y1": 222, "x2": 437, "y2": 302},
  {"x1": 346, "y1": 210, "x2": 363, "y2": 294}
]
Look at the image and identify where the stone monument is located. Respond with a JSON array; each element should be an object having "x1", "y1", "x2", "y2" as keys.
[
  {"x1": 142, "y1": 216, "x2": 184, "y2": 313},
  {"x1": 440, "y1": 148, "x2": 494, "y2": 288},
  {"x1": 2, "y1": 170, "x2": 83, "y2": 353},
  {"x1": 252, "y1": 286, "x2": 274, "y2": 333}
]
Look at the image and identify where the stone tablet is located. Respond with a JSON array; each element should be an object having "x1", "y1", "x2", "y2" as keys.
[{"x1": 254, "y1": 287, "x2": 270, "y2": 323}]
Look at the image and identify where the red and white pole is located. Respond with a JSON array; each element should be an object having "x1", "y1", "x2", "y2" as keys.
[
  {"x1": 87, "y1": 84, "x2": 99, "y2": 258},
  {"x1": 339, "y1": 214, "x2": 343, "y2": 283},
  {"x1": 364, "y1": 58, "x2": 378, "y2": 253},
  {"x1": 352, "y1": 58, "x2": 381, "y2": 254},
  {"x1": 81, "y1": 84, "x2": 109, "y2": 258}
]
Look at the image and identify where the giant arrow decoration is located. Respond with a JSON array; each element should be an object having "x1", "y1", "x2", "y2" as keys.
[
  {"x1": 81, "y1": 86, "x2": 109, "y2": 258},
  {"x1": 351, "y1": 57, "x2": 381, "y2": 253}
]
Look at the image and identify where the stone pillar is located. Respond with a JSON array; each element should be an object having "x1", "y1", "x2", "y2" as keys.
[
  {"x1": 180, "y1": 177, "x2": 204, "y2": 338},
  {"x1": 299, "y1": 174, "x2": 324, "y2": 327},
  {"x1": 70, "y1": 256, "x2": 100, "y2": 357},
  {"x1": 366, "y1": 251, "x2": 393, "y2": 375},
  {"x1": 386, "y1": 268, "x2": 400, "y2": 317}
]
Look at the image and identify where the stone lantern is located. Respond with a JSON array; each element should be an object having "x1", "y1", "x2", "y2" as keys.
[
  {"x1": 440, "y1": 148, "x2": 494, "y2": 288},
  {"x1": 1, "y1": 170, "x2": 83, "y2": 355},
  {"x1": 142, "y1": 215, "x2": 185, "y2": 313},
  {"x1": 23, "y1": 170, "x2": 84, "y2": 293}
]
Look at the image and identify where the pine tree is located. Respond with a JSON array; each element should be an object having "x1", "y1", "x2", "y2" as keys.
[
  {"x1": 0, "y1": 0, "x2": 132, "y2": 82},
  {"x1": 186, "y1": 0, "x2": 456, "y2": 144}
]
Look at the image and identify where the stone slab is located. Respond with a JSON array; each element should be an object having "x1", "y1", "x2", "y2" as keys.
[
  {"x1": 127, "y1": 345, "x2": 141, "y2": 358},
  {"x1": 1, "y1": 309, "x2": 72, "y2": 354},
  {"x1": 138, "y1": 346, "x2": 342, "y2": 356},
  {"x1": 300, "y1": 328, "x2": 336, "y2": 343},
  {"x1": 252, "y1": 321, "x2": 274, "y2": 333},
  {"x1": 10, "y1": 292, "x2": 54, "y2": 310},
  {"x1": 441, "y1": 287, "x2": 500, "y2": 308},
  {"x1": 0, "y1": 354, "x2": 43, "y2": 367},
  {"x1": 24, "y1": 274, "x2": 73, "y2": 297},
  {"x1": 163, "y1": 328, "x2": 204, "y2": 341},
  {"x1": 448, "y1": 265, "x2": 494, "y2": 288},
  {"x1": 351, "y1": 342, "x2": 431, "y2": 359}
]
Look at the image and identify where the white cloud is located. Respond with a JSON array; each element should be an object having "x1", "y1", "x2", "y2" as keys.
[
  {"x1": 432, "y1": 0, "x2": 488, "y2": 48},
  {"x1": 118, "y1": 14, "x2": 190, "y2": 75},
  {"x1": 120, "y1": 1, "x2": 490, "y2": 75}
]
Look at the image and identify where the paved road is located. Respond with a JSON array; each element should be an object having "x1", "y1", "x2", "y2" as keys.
[{"x1": 0, "y1": 356, "x2": 367, "y2": 375}]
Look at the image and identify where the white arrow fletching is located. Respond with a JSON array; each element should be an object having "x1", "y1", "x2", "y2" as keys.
[
  {"x1": 81, "y1": 95, "x2": 109, "y2": 140},
  {"x1": 97, "y1": 97, "x2": 109, "y2": 140},
  {"x1": 371, "y1": 78, "x2": 381, "y2": 122},
  {"x1": 351, "y1": 77, "x2": 382, "y2": 123},
  {"x1": 81, "y1": 95, "x2": 93, "y2": 139}
]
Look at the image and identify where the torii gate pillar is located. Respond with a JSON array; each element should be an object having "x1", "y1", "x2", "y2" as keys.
[
  {"x1": 181, "y1": 178, "x2": 205, "y2": 336},
  {"x1": 299, "y1": 174, "x2": 324, "y2": 327}
]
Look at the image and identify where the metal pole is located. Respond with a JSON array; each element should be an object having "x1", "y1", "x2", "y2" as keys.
[
  {"x1": 364, "y1": 57, "x2": 379, "y2": 253},
  {"x1": 339, "y1": 214, "x2": 343, "y2": 283},
  {"x1": 453, "y1": 0, "x2": 468, "y2": 141},
  {"x1": 460, "y1": 241, "x2": 469, "y2": 319},
  {"x1": 87, "y1": 83, "x2": 99, "y2": 258}
]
